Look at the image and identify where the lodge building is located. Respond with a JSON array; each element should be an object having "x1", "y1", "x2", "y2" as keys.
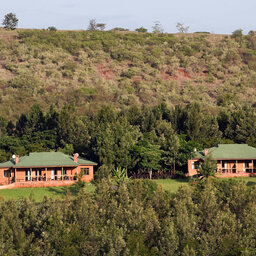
[
  {"x1": 0, "y1": 152, "x2": 97, "y2": 188},
  {"x1": 188, "y1": 144, "x2": 256, "y2": 177}
]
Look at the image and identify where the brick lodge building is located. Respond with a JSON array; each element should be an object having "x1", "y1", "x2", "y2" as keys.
[
  {"x1": 188, "y1": 144, "x2": 256, "y2": 177},
  {"x1": 0, "y1": 152, "x2": 97, "y2": 188}
]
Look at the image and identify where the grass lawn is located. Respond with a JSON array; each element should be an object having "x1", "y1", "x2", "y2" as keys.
[
  {"x1": 0, "y1": 183, "x2": 95, "y2": 202},
  {"x1": 153, "y1": 179, "x2": 189, "y2": 194},
  {"x1": 0, "y1": 177, "x2": 255, "y2": 201},
  {"x1": 153, "y1": 176, "x2": 256, "y2": 194}
]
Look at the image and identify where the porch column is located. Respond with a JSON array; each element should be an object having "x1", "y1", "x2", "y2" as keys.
[
  {"x1": 30, "y1": 168, "x2": 32, "y2": 182},
  {"x1": 236, "y1": 160, "x2": 238, "y2": 173},
  {"x1": 252, "y1": 160, "x2": 253, "y2": 173},
  {"x1": 45, "y1": 167, "x2": 47, "y2": 181},
  {"x1": 61, "y1": 167, "x2": 63, "y2": 181},
  {"x1": 14, "y1": 168, "x2": 16, "y2": 182}
]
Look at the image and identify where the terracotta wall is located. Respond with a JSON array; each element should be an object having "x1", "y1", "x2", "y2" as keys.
[
  {"x1": 14, "y1": 180, "x2": 75, "y2": 188},
  {"x1": 0, "y1": 164, "x2": 95, "y2": 187},
  {"x1": 218, "y1": 173, "x2": 256, "y2": 178},
  {"x1": 0, "y1": 168, "x2": 14, "y2": 185},
  {"x1": 76, "y1": 165, "x2": 94, "y2": 182},
  {"x1": 188, "y1": 159, "x2": 199, "y2": 176},
  {"x1": 217, "y1": 160, "x2": 255, "y2": 173}
]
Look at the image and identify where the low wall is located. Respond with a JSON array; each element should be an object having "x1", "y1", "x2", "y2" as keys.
[
  {"x1": 0, "y1": 180, "x2": 76, "y2": 189},
  {"x1": 218, "y1": 173, "x2": 256, "y2": 178}
]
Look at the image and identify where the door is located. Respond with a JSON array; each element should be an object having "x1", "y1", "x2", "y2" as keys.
[{"x1": 51, "y1": 170, "x2": 55, "y2": 180}]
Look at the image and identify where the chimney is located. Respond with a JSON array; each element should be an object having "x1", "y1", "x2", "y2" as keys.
[
  {"x1": 15, "y1": 155, "x2": 19, "y2": 164},
  {"x1": 73, "y1": 153, "x2": 78, "y2": 163},
  {"x1": 204, "y1": 149, "x2": 208, "y2": 156}
]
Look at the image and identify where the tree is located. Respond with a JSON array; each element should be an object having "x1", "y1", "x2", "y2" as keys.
[
  {"x1": 155, "y1": 120, "x2": 180, "y2": 175},
  {"x1": 176, "y1": 22, "x2": 189, "y2": 33},
  {"x1": 152, "y1": 21, "x2": 164, "y2": 34},
  {"x1": 197, "y1": 154, "x2": 217, "y2": 178},
  {"x1": 88, "y1": 19, "x2": 106, "y2": 31},
  {"x1": 231, "y1": 29, "x2": 243, "y2": 44},
  {"x1": 231, "y1": 29, "x2": 243, "y2": 39},
  {"x1": 88, "y1": 19, "x2": 97, "y2": 31},
  {"x1": 135, "y1": 27, "x2": 147, "y2": 33},
  {"x1": 132, "y1": 134, "x2": 162, "y2": 179},
  {"x1": 96, "y1": 23, "x2": 106, "y2": 31},
  {"x1": 2, "y1": 13, "x2": 18, "y2": 30}
]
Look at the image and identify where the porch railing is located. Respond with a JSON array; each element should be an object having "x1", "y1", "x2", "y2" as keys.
[
  {"x1": 217, "y1": 168, "x2": 256, "y2": 174},
  {"x1": 16, "y1": 175, "x2": 77, "y2": 183}
]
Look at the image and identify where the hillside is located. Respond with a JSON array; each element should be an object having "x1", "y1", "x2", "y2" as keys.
[{"x1": 0, "y1": 28, "x2": 256, "y2": 118}]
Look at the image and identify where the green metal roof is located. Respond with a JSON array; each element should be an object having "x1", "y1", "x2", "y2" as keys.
[
  {"x1": 193, "y1": 144, "x2": 256, "y2": 160},
  {"x1": 0, "y1": 152, "x2": 97, "y2": 168}
]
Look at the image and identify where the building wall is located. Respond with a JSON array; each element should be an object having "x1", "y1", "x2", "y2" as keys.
[
  {"x1": 188, "y1": 159, "x2": 199, "y2": 176},
  {"x1": 76, "y1": 165, "x2": 94, "y2": 182},
  {"x1": 189, "y1": 158, "x2": 256, "y2": 176},
  {"x1": 0, "y1": 168, "x2": 14, "y2": 185},
  {"x1": 13, "y1": 180, "x2": 75, "y2": 188},
  {"x1": 0, "y1": 165, "x2": 95, "y2": 187}
]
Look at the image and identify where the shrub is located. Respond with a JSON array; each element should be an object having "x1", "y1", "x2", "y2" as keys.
[
  {"x1": 47, "y1": 26, "x2": 57, "y2": 32},
  {"x1": 135, "y1": 27, "x2": 148, "y2": 33},
  {"x1": 8, "y1": 73, "x2": 42, "y2": 91}
]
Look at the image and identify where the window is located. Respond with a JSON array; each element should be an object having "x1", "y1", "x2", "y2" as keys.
[
  {"x1": 81, "y1": 168, "x2": 89, "y2": 175},
  {"x1": 192, "y1": 161, "x2": 199, "y2": 170},
  {"x1": 35, "y1": 170, "x2": 42, "y2": 176},
  {"x1": 3, "y1": 170, "x2": 11, "y2": 178}
]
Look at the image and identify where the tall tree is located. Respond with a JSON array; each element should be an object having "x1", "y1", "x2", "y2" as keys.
[
  {"x1": 2, "y1": 13, "x2": 18, "y2": 30},
  {"x1": 132, "y1": 133, "x2": 162, "y2": 179},
  {"x1": 155, "y1": 120, "x2": 180, "y2": 175},
  {"x1": 176, "y1": 22, "x2": 189, "y2": 33},
  {"x1": 88, "y1": 19, "x2": 97, "y2": 31},
  {"x1": 198, "y1": 154, "x2": 217, "y2": 178},
  {"x1": 152, "y1": 21, "x2": 164, "y2": 34}
]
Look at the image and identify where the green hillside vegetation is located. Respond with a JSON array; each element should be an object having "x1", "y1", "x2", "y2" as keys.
[
  {"x1": 0, "y1": 29, "x2": 256, "y2": 176},
  {"x1": 0, "y1": 29, "x2": 256, "y2": 118}
]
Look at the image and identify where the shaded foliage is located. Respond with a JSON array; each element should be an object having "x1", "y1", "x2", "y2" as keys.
[
  {"x1": 0, "y1": 102, "x2": 255, "y2": 177},
  {"x1": 0, "y1": 179, "x2": 255, "y2": 255}
]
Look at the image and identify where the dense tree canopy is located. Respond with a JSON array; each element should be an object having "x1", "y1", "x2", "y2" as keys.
[
  {"x1": 0, "y1": 178, "x2": 255, "y2": 255},
  {"x1": 0, "y1": 102, "x2": 255, "y2": 177}
]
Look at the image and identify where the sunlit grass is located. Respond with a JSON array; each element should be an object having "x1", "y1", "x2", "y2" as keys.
[{"x1": 0, "y1": 183, "x2": 95, "y2": 202}]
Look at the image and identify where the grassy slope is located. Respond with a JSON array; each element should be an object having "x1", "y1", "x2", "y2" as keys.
[{"x1": 0, "y1": 29, "x2": 256, "y2": 118}]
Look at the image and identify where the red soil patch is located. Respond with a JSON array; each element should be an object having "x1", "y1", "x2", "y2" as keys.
[
  {"x1": 177, "y1": 68, "x2": 193, "y2": 79},
  {"x1": 97, "y1": 65, "x2": 116, "y2": 80},
  {"x1": 160, "y1": 68, "x2": 194, "y2": 82}
]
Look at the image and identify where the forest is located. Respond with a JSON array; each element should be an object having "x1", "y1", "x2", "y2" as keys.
[
  {"x1": 0, "y1": 102, "x2": 255, "y2": 176},
  {"x1": 0, "y1": 178, "x2": 255, "y2": 255}
]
